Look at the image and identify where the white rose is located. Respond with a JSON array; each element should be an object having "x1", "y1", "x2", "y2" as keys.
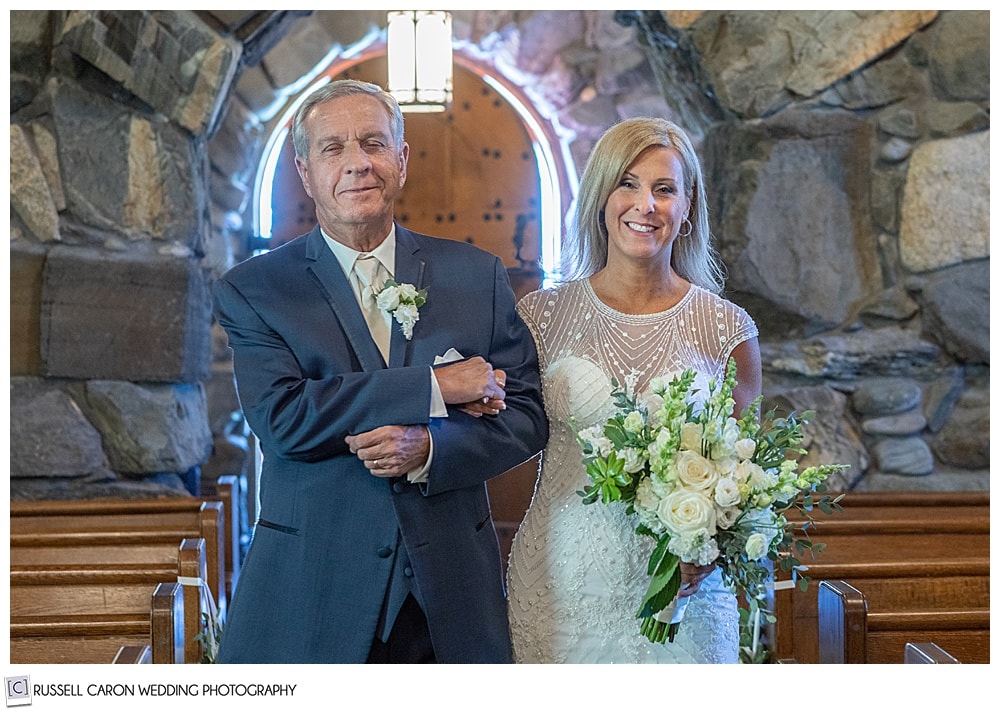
[
  {"x1": 745, "y1": 532, "x2": 768, "y2": 560},
  {"x1": 376, "y1": 286, "x2": 401, "y2": 312},
  {"x1": 620, "y1": 447, "x2": 646, "y2": 474},
  {"x1": 713, "y1": 477, "x2": 742, "y2": 508},
  {"x1": 657, "y1": 489, "x2": 717, "y2": 537},
  {"x1": 623, "y1": 410, "x2": 645, "y2": 434},
  {"x1": 716, "y1": 505, "x2": 740, "y2": 530},
  {"x1": 735, "y1": 437, "x2": 757, "y2": 461},
  {"x1": 680, "y1": 422, "x2": 702, "y2": 452},
  {"x1": 397, "y1": 283, "x2": 419, "y2": 301},
  {"x1": 674, "y1": 449, "x2": 718, "y2": 492}
]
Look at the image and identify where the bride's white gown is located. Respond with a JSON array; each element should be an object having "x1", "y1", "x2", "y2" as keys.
[{"x1": 507, "y1": 279, "x2": 758, "y2": 663}]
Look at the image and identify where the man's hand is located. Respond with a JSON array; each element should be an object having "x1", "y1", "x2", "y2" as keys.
[
  {"x1": 434, "y1": 357, "x2": 506, "y2": 415},
  {"x1": 456, "y1": 368, "x2": 507, "y2": 418},
  {"x1": 346, "y1": 425, "x2": 430, "y2": 478}
]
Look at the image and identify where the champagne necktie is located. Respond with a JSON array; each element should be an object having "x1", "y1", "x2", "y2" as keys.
[{"x1": 353, "y1": 254, "x2": 391, "y2": 361}]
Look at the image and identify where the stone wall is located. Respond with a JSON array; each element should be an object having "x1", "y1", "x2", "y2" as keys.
[
  {"x1": 10, "y1": 10, "x2": 240, "y2": 499},
  {"x1": 8, "y1": 10, "x2": 989, "y2": 500}
]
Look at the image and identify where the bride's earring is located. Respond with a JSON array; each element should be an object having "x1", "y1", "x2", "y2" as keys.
[{"x1": 678, "y1": 218, "x2": 693, "y2": 238}]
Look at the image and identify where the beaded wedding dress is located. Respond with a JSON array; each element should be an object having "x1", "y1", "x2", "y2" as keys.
[{"x1": 507, "y1": 279, "x2": 758, "y2": 663}]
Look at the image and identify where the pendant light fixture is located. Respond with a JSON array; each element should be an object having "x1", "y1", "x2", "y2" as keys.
[{"x1": 387, "y1": 10, "x2": 453, "y2": 112}]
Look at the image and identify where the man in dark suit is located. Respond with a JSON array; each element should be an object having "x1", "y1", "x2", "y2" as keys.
[{"x1": 212, "y1": 79, "x2": 547, "y2": 663}]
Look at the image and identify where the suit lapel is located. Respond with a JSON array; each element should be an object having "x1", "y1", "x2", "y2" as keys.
[
  {"x1": 303, "y1": 227, "x2": 385, "y2": 372},
  {"x1": 389, "y1": 227, "x2": 426, "y2": 369}
]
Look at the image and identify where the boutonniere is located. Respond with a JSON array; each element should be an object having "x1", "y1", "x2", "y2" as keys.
[{"x1": 375, "y1": 280, "x2": 427, "y2": 340}]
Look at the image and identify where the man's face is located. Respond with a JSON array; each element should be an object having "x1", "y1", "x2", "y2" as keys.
[{"x1": 295, "y1": 93, "x2": 409, "y2": 243}]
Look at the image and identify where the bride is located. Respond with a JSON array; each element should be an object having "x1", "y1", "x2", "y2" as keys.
[{"x1": 507, "y1": 117, "x2": 761, "y2": 663}]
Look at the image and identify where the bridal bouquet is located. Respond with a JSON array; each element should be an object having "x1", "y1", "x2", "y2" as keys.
[{"x1": 573, "y1": 358, "x2": 846, "y2": 663}]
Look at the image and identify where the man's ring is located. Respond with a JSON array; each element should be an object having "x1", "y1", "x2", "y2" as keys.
[{"x1": 373, "y1": 459, "x2": 379, "y2": 468}]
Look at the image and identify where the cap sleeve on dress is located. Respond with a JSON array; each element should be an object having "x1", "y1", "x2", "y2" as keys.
[
  {"x1": 517, "y1": 288, "x2": 552, "y2": 372},
  {"x1": 718, "y1": 297, "x2": 759, "y2": 366}
]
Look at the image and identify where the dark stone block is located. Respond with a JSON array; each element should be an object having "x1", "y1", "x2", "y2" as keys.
[{"x1": 41, "y1": 246, "x2": 211, "y2": 383}]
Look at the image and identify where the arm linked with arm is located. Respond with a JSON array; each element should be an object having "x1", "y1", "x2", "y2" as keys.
[{"x1": 421, "y1": 259, "x2": 548, "y2": 495}]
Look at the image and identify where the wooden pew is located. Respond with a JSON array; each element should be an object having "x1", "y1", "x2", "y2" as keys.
[
  {"x1": 203, "y1": 475, "x2": 242, "y2": 599},
  {"x1": 11, "y1": 580, "x2": 184, "y2": 664},
  {"x1": 9, "y1": 537, "x2": 211, "y2": 664},
  {"x1": 10, "y1": 498, "x2": 227, "y2": 616},
  {"x1": 817, "y1": 579, "x2": 989, "y2": 663},
  {"x1": 770, "y1": 491, "x2": 989, "y2": 663}
]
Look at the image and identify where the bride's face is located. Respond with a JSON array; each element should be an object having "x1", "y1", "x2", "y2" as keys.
[{"x1": 603, "y1": 146, "x2": 690, "y2": 267}]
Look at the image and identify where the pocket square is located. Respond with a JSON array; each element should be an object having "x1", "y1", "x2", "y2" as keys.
[{"x1": 434, "y1": 348, "x2": 464, "y2": 365}]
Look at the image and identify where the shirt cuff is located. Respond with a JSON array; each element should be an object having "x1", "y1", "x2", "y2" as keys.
[
  {"x1": 429, "y1": 366, "x2": 447, "y2": 418},
  {"x1": 407, "y1": 427, "x2": 433, "y2": 483},
  {"x1": 407, "y1": 367, "x2": 445, "y2": 484}
]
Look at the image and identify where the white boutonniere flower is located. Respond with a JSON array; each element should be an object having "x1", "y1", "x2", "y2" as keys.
[{"x1": 375, "y1": 279, "x2": 427, "y2": 340}]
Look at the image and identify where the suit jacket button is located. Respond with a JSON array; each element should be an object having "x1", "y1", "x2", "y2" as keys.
[
  {"x1": 377, "y1": 547, "x2": 392, "y2": 558},
  {"x1": 404, "y1": 566, "x2": 414, "y2": 577},
  {"x1": 392, "y1": 481, "x2": 405, "y2": 494}
]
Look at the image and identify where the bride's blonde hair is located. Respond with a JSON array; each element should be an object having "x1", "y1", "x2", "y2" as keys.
[{"x1": 561, "y1": 117, "x2": 724, "y2": 294}]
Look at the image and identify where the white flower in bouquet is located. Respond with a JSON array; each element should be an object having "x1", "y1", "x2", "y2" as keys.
[
  {"x1": 673, "y1": 449, "x2": 719, "y2": 493},
  {"x1": 744, "y1": 532, "x2": 769, "y2": 560},
  {"x1": 656, "y1": 488, "x2": 717, "y2": 538},
  {"x1": 713, "y1": 477, "x2": 742, "y2": 509},
  {"x1": 716, "y1": 504, "x2": 740, "y2": 530},
  {"x1": 734, "y1": 437, "x2": 757, "y2": 460},
  {"x1": 577, "y1": 425, "x2": 614, "y2": 458},
  {"x1": 668, "y1": 528, "x2": 719, "y2": 567},
  {"x1": 623, "y1": 410, "x2": 645, "y2": 434},
  {"x1": 620, "y1": 447, "x2": 647, "y2": 474},
  {"x1": 679, "y1": 422, "x2": 702, "y2": 452}
]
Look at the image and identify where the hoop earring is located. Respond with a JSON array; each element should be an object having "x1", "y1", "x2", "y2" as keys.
[{"x1": 678, "y1": 218, "x2": 693, "y2": 238}]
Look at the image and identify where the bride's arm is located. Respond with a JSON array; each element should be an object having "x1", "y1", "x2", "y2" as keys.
[{"x1": 731, "y1": 337, "x2": 762, "y2": 417}]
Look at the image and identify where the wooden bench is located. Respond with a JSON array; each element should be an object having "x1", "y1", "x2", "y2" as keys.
[
  {"x1": 10, "y1": 498, "x2": 228, "y2": 616},
  {"x1": 9, "y1": 537, "x2": 211, "y2": 663},
  {"x1": 203, "y1": 475, "x2": 242, "y2": 598},
  {"x1": 817, "y1": 579, "x2": 989, "y2": 663},
  {"x1": 11, "y1": 580, "x2": 184, "y2": 664},
  {"x1": 770, "y1": 491, "x2": 989, "y2": 663}
]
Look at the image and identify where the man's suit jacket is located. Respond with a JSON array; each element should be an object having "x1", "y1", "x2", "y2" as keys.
[{"x1": 212, "y1": 225, "x2": 547, "y2": 663}]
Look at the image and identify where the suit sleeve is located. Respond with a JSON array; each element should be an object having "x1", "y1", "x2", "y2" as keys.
[
  {"x1": 421, "y1": 258, "x2": 548, "y2": 495},
  {"x1": 213, "y1": 276, "x2": 433, "y2": 463}
]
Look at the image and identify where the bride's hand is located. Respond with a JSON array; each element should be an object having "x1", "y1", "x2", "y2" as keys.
[
  {"x1": 456, "y1": 369, "x2": 507, "y2": 417},
  {"x1": 677, "y1": 561, "x2": 714, "y2": 598}
]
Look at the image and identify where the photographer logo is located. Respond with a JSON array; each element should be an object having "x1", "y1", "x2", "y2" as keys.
[{"x1": 5, "y1": 677, "x2": 31, "y2": 707}]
